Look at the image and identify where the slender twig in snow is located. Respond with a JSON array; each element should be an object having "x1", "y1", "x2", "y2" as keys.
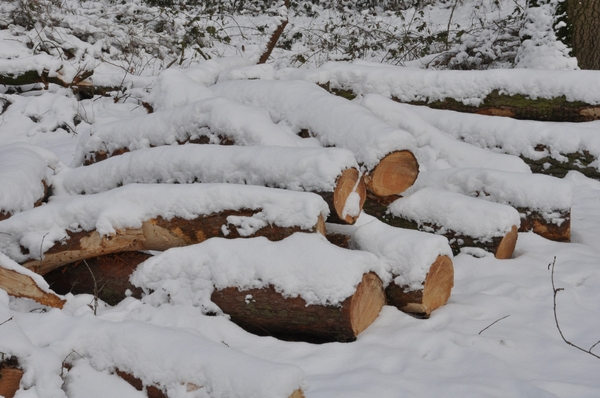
[
  {"x1": 479, "y1": 315, "x2": 510, "y2": 335},
  {"x1": 0, "y1": 317, "x2": 13, "y2": 327}
]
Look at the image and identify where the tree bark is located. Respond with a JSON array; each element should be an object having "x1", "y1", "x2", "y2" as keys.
[
  {"x1": 211, "y1": 272, "x2": 385, "y2": 343},
  {"x1": 566, "y1": 0, "x2": 600, "y2": 70},
  {"x1": 0, "y1": 357, "x2": 22, "y2": 398},
  {"x1": 22, "y1": 211, "x2": 326, "y2": 275},
  {"x1": 0, "y1": 266, "x2": 65, "y2": 308},
  {"x1": 43, "y1": 252, "x2": 151, "y2": 306}
]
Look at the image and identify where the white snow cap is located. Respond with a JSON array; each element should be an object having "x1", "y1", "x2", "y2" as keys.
[
  {"x1": 0, "y1": 184, "x2": 329, "y2": 262},
  {"x1": 360, "y1": 94, "x2": 531, "y2": 173},
  {"x1": 389, "y1": 188, "x2": 520, "y2": 239},
  {"x1": 406, "y1": 168, "x2": 573, "y2": 213},
  {"x1": 211, "y1": 79, "x2": 417, "y2": 170},
  {"x1": 54, "y1": 145, "x2": 359, "y2": 196},
  {"x1": 352, "y1": 220, "x2": 452, "y2": 292},
  {"x1": 0, "y1": 143, "x2": 61, "y2": 215},
  {"x1": 74, "y1": 95, "x2": 314, "y2": 166},
  {"x1": 132, "y1": 233, "x2": 386, "y2": 311},
  {"x1": 308, "y1": 62, "x2": 600, "y2": 105}
]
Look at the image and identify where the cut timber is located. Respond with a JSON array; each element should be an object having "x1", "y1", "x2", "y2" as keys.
[
  {"x1": 56, "y1": 145, "x2": 365, "y2": 224},
  {"x1": 44, "y1": 252, "x2": 151, "y2": 305},
  {"x1": 363, "y1": 188, "x2": 520, "y2": 258},
  {"x1": 0, "y1": 357, "x2": 22, "y2": 398},
  {"x1": 311, "y1": 64, "x2": 600, "y2": 122},
  {"x1": 21, "y1": 211, "x2": 325, "y2": 275},
  {"x1": 0, "y1": 184, "x2": 328, "y2": 274},
  {"x1": 363, "y1": 150, "x2": 419, "y2": 197},
  {"x1": 211, "y1": 272, "x2": 385, "y2": 343},
  {"x1": 385, "y1": 255, "x2": 454, "y2": 318},
  {"x1": 210, "y1": 80, "x2": 419, "y2": 196},
  {"x1": 76, "y1": 96, "x2": 308, "y2": 166},
  {"x1": 352, "y1": 220, "x2": 454, "y2": 317},
  {"x1": 403, "y1": 168, "x2": 572, "y2": 242},
  {"x1": 0, "y1": 266, "x2": 65, "y2": 308}
]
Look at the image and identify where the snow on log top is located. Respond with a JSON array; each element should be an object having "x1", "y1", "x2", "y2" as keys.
[
  {"x1": 131, "y1": 233, "x2": 387, "y2": 310},
  {"x1": 211, "y1": 79, "x2": 417, "y2": 170},
  {"x1": 352, "y1": 220, "x2": 452, "y2": 292},
  {"x1": 54, "y1": 145, "x2": 359, "y2": 196},
  {"x1": 280, "y1": 61, "x2": 600, "y2": 105},
  {"x1": 0, "y1": 183, "x2": 329, "y2": 263},
  {"x1": 74, "y1": 95, "x2": 316, "y2": 166}
]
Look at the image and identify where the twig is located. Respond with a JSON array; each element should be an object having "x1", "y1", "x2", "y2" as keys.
[
  {"x1": 83, "y1": 260, "x2": 99, "y2": 315},
  {"x1": 479, "y1": 315, "x2": 510, "y2": 335},
  {"x1": 0, "y1": 317, "x2": 13, "y2": 327},
  {"x1": 549, "y1": 257, "x2": 600, "y2": 359}
]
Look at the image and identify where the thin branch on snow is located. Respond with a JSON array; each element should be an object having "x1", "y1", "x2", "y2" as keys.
[
  {"x1": 479, "y1": 315, "x2": 510, "y2": 335},
  {"x1": 0, "y1": 316, "x2": 13, "y2": 327},
  {"x1": 549, "y1": 257, "x2": 600, "y2": 360}
]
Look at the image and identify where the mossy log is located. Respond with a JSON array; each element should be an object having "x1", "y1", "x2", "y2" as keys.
[
  {"x1": 211, "y1": 272, "x2": 385, "y2": 343},
  {"x1": 326, "y1": 85, "x2": 600, "y2": 123},
  {"x1": 0, "y1": 266, "x2": 65, "y2": 308},
  {"x1": 22, "y1": 211, "x2": 326, "y2": 275},
  {"x1": 520, "y1": 150, "x2": 600, "y2": 180},
  {"x1": 0, "y1": 68, "x2": 93, "y2": 90},
  {"x1": 44, "y1": 252, "x2": 151, "y2": 306},
  {"x1": 0, "y1": 357, "x2": 22, "y2": 398},
  {"x1": 517, "y1": 208, "x2": 570, "y2": 242},
  {"x1": 362, "y1": 197, "x2": 517, "y2": 258}
]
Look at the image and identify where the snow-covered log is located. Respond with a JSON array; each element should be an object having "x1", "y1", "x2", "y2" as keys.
[
  {"x1": 0, "y1": 144, "x2": 61, "y2": 221},
  {"x1": 210, "y1": 80, "x2": 420, "y2": 197},
  {"x1": 359, "y1": 94, "x2": 531, "y2": 173},
  {"x1": 132, "y1": 234, "x2": 387, "y2": 343},
  {"x1": 286, "y1": 62, "x2": 600, "y2": 122},
  {"x1": 61, "y1": 317, "x2": 307, "y2": 398},
  {"x1": 0, "y1": 55, "x2": 93, "y2": 89},
  {"x1": 0, "y1": 357, "x2": 22, "y2": 398},
  {"x1": 0, "y1": 184, "x2": 328, "y2": 275},
  {"x1": 406, "y1": 168, "x2": 572, "y2": 242},
  {"x1": 363, "y1": 188, "x2": 520, "y2": 258},
  {"x1": 75, "y1": 95, "x2": 315, "y2": 166},
  {"x1": 352, "y1": 221, "x2": 454, "y2": 318},
  {"x1": 55, "y1": 145, "x2": 365, "y2": 224},
  {"x1": 407, "y1": 104, "x2": 600, "y2": 180}
]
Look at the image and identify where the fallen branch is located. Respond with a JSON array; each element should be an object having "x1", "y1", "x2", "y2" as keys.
[{"x1": 549, "y1": 257, "x2": 600, "y2": 359}]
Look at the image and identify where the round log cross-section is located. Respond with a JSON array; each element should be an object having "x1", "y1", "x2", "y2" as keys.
[{"x1": 364, "y1": 150, "x2": 419, "y2": 197}]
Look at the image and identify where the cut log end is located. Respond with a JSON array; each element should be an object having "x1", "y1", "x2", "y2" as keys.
[
  {"x1": 333, "y1": 167, "x2": 366, "y2": 224},
  {"x1": 350, "y1": 272, "x2": 386, "y2": 335},
  {"x1": 365, "y1": 150, "x2": 419, "y2": 197},
  {"x1": 0, "y1": 358, "x2": 23, "y2": 398},
  {"x1": 0, "y1": 266, "x2": 65, "y2": 308},
  {"x1": 386, "y1": 255, "x2": 454, "y2": 318},
  {"x1": 495, "y1": 225, "x2": 518, "y2": 260}
]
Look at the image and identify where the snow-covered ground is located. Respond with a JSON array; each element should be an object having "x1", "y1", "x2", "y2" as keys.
[{"x1": 2, "y1": 1, "x2": 600, "y2": 397}]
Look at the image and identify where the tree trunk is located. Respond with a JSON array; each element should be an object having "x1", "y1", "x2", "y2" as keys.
[
  {"x1": 211, "y1": 272, "x2": 385, "y2": 343},
  {"x1": 0, "y1": 266, "x2": 65, "y2": 308},
  {"x1": 566, "y1": 0, "x2": 600, "y2": 70},
  {"x1": 22, "y1": 211, "x2": 326, "y2": 275},
  {"x1": 43, "y1": 252, "x2": 151, "y2": 306},
  {"x1": 0, "y1": 358, "x2": 22, "y2": 398}
]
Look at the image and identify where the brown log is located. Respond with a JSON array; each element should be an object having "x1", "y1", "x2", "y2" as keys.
[
  {"x1": 318, "y1": 167, "x2": 366, "y2": 224},
  {"x1": 211, "y1": 272, "x2": 385, "y2": 343},
  {"x1": 43, "y1": 252, "x2": 151, "y2": 306},
  {"x1": 22, "y1": 211, "x2": 326, "y2": 275},
  {"x1": 385, "y1": 255, "x2": 454, "y2": 318},
  {"x1": 518, "y1": 208, "x2": 570, "y2": 242},
  {"x1": 0, "y1": 266, "x2": 65, "y2": 308},
  {"x1": 115, "y1": 369, "x2": 305, "y2": 398},
  {"x1": 362, "y1": 197, "x2": 518, "y2": 259},
  {"x1": 0, "y1": 357, "x2": 22, "y2": 398},
  {"x1": 363, "y1": 150, "x2": 419, "y2": 197}
]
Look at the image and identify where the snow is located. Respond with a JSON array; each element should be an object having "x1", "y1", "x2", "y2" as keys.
[
  {"x1": 131, "y1": 233, "x2": 386, "y2": 310},
  {"x1": 389, "y1": 188, "x2": 521, "y2": 239},
  {"x1": 352, "y1": 220, "x2": 452, "y2": 291},
  {"x1": 0, "y1": 184, "x2": 329, "y2": 263},
  {"x1": 2, "y1": 1, "x2": 600, "y2": 397},
  {"x1": 211, "y1": 79, "x2": 417, "y2": 170},
  {"x1": 54, "y1": 145, "x2": 359, "y2": 196}
]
